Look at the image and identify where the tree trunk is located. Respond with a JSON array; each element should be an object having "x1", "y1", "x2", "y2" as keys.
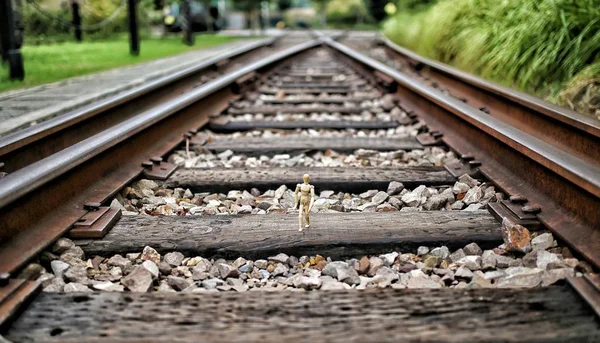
[{"x1": 203, "y1": 0, "x2": 213, "y2": 32}]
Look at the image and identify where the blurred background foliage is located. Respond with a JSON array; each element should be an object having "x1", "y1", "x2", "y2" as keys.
[
  {"x1": 384, "y1": 0, "x2": 599, "y2": 117},
  {"x1": 12, "y1": 0, "x2": 600, "y2": 117},
  {"x1": 22, "y1": 0, "x2": 160, "y2": 44}
]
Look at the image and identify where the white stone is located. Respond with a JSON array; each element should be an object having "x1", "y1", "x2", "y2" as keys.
[
  {"x1": 532, "y1": 233, "x2": 556, "y2": 251},
  {"x1": 452, "y1": 182, "x2": 470, "y2": 194},
  {"x1": 456, "y1": 256, "x2": 482, "y2": 270},
  {"x1": 387, "y1": 181, "x2": 404, "y2": 195},
  {"x1": 497, "y1": 267, "x2": 543, "y2": 288},
  {"x1": 449, "y1": 249, "x2": 466, "y2": 262},
  {"x1": 401, "y1": 185, "x2": 427, "y2": 207},
  {"x1": 381, "y1": 252, "x2": 399, "y2": 265},
  {"x1": 463, "y1": 243, "x2": 482, "y2": 256},
  {"x1": 50, "y1": 260, "x2": 70, "y2": 279},
  {"x1": 455, "y1": 266, "x2": 474, "y2": 279},
  {"x1": 268, "y1": 253, "x2": 289, "y2": 264},
  {"x1": 536, "y1": 251, "x2": 561, "y2": 270},
  {"x1": 458, "y1": 174, "x2": 478, "y2": 187},
  {"x1": 481, "y1": 250, "x2": 497, "y2": 269},
  {"x1": 541, "y1": 268, "x2": 574, "y2": 286},
  {"x1": 430, "y1": 246, "x2": 450, "y2": 259},
  {"x1": 462, "y1": 186, "x2": 483, "y2": 204},
  {"x1": 293, "y1": 276, "x2": 322, "y2": 290},
  {"x1": 463, "y1": 203, "x2": 484, "y2": 211},
  {"x1": 141, "y1": 260, "x2": 159, "y2": 279},
  {"x1": 121, "y1": 266, "x2": 153, "y2": 292},
  {"x1": 164, "y1": 252, "x2": 185, "y2": 267},
  {"x1": 64, "y1": 282, "x2": 92, "y2": 293},
  {"x1": 92, "y1": 281, "x2": 124, "y2": 292},
  {"x1": 371, "y1": 191, "x2": 389, "y2": 205}
]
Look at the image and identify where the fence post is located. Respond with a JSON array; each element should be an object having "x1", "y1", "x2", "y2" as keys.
[
  {"x1": 182, "y1": 0, "x2": 194, "y2": 46},
  {"x1": 0, "y1": 0, "x2": 24, "y2": 80},
  {"x1": 127, "y1": 0, "x2": 139, "y2": 56},
  {"x1": 0, "y1": 1, "x2": 7, "y2": 63},
  {"x1": 72, "y1": 1, "x2": 82, "y2": 42}
]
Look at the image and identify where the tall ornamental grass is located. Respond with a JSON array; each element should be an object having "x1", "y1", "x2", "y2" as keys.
[{"x1": 384, "y1": 0, "x2": 600, "y2": 109}]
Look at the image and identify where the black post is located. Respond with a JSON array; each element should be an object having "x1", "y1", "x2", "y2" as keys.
[
  {"x1": 72, "y1": 1, "x2": 82, "y2": 42},
  {"x1": 0, "y1": 0, "x2": 24, "y2": 80},
  {"x1": 0, "y1": 0, "x2": 8, "y2": 63},
  {"x1": 182, "y1": 0, "x2": 194, "y2": 46},
  {"x1": 127, "y1": 0, "x2": 139, "y2": 55}
]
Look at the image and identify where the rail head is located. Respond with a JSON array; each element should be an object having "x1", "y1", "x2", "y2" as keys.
[
  {"x1": 322, "y1": 36, "x2": 600, "y2": 198},
  {"x1": 322, "y1": 36, "x2": 600, "y2": 266},
  {"x1": 380, "y1": 36, "x2": 600, "y2": 137},
  {"x1": 0, "y1": 39, "x2": 322, "y2": 211}
]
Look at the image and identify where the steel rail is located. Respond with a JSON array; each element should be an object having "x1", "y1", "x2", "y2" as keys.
[
  {"x1": 380, "y1": 36, "x2": 600, "y2": 135},
  {"x1": 374, "y1": 36, "x2": 599, "y2": 169},
  {"x1": 0, "y1": 36, "x2": 278, "y2": 163},
  {"x1": 0, "y1": 39, "x2": 320, "y2": 212},
  {"x1": 322, "y1": 37, "x2": 600, "y2": 267},
  {"x1": 324, "y1": 37, "x2": 600, "y2": 195}
]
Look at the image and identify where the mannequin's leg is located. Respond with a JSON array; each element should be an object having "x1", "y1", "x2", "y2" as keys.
[
  {"x1": 305, "y1": 211, "x2": 310, "y2": 228},
  {"x1": 298, "y1": 203, "x2": 304, "y2": 231}
]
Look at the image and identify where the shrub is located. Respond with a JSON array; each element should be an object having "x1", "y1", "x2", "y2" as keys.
[
  {"x1": 21, "y1": 0, "x2": 156, "y2": 43},
  {"x1": 384, "y1": 0, "x2": 600, "y2": 100},
  {"x1": 326, "y1": 0, "x2": 371, "y2": 25},
  {"x1": 21, "y1": 1, "x2": 72, "y2": 43}
]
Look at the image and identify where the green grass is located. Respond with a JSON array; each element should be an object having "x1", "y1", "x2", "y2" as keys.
[
  {"x1": 0, "y1": 34, "x2": 239, "y2": 92},
  {"x1": 383, "y1": 0, "x2": 600, "y2": 118}
]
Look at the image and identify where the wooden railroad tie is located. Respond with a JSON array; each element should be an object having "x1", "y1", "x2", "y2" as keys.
[
  {"x1": 261, "y1": 96, "x2": 375, "y2": 104},
  {"x1": 74, "y1": 211, "x2": 501, "y2": 258},
  {"x1": 193, "y1": 136, "x2": 424, "y2": 154},
  {"x1": 227, "y1": 105, "x2": 363, "y2": 115},
  {"x1": 164, "y1": 166, "x2": 455, "y2": 193},
  {"x1": 6, "y1": 286, "x2": 600, "y2": 342},
  {"x1": 209, "y1": 119, "x2": 402, "y2": 132}
]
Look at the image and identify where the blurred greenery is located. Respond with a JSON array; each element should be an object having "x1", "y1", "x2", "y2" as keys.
[
  {"x1": 384, "y1": 0, "x2": 600, "y2": 118},
  {"x1": 326, "y1": 0, "x2": 369, "y2": 25},
  {"x1": 0, "y1": 35, "x2": 238, "y2": 92},
  {"x1": 22, "y1": 0, "x2": 161, "y2": 44}
]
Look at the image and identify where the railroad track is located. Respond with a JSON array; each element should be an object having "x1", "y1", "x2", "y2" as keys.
[{"x1": 0, "y1": 33, "x2": 598, "y2": 341}]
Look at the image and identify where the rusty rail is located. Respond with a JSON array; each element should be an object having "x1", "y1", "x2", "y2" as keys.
[
  {"x1": 323, "y1": 37, "x2": 600, "y2": 269},
  {"x1": 378, "y1": 36, "x2": 599, "y2": 166},
  {"x1": 0, "y1": 39, "x2": 320, "y2": 275},
  {"x1": 0, "y1": 37, "x2": 280, "y2": 173},
  {"x1": 0, "y1": 32, "x2": 597, "y2": 334}
]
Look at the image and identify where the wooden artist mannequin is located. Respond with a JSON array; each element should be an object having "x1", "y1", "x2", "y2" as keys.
[{"x1": 294, "y1": 174, "x2": 315, "y2": 232}]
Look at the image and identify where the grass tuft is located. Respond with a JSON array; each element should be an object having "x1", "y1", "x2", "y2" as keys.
[
  {"x1": 384, "y1": 0, "x2": 600, "y2": 118},
  {"x1": 0, "y1": 35, "x2": 239, "y2": 92}
]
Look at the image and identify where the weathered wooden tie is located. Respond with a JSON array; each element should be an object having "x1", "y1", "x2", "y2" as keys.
[
  {"x1": 265, "y1": 80, "x2": 368, "y2": 89},
  {"x1": 265, "y1": 82, "x2": 367, "y2": 89},
  {"x1": 262, "y1": 96, "x2": 373, "y2": 104},
  {"x1": 259, "y1": 87, "x2": 357, "y2": 95},
  {"x1": 6, "y1": 287, "x2": 599, "y2": 342},
  {"x1": 194, "y1": 136, "x2": 423, "y2": 154},
  {"x1": 277, "y1": 72, "x2": 342, "y2": 78},
  {"x1": 209, "y1": 119, "x2": 400, "y2": 132},
  {"x1": 74, "y1": 211, "x2": 501, "y2": 257},
  {"x1": 228, "y1": 105, "x2": 363, "y2": 115},
  {"x1": 165, "y1": 166, "x2": 455, "y2": 193},
  {"x1": 288, "y1": 67, "x2": 348, "y2": 72}
]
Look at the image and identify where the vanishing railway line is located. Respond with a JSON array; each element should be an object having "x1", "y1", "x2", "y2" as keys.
[{"x1": 0, "y1": 32, "x2": 598, "y2": 341}]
